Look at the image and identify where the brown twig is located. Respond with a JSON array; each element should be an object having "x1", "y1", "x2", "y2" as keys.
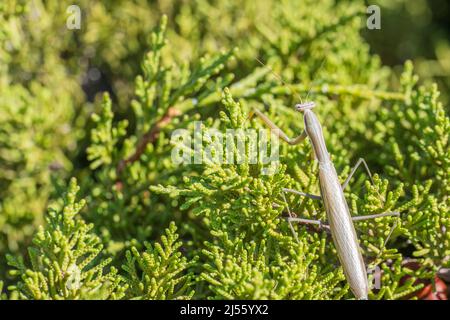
[{"x1": 116, "y1": 107, "x2": 181, "y2": 176}]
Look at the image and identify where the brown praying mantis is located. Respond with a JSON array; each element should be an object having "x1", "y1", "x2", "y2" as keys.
[{"x1": 250, "y1": 59, "x2": 400, "y2": 300}]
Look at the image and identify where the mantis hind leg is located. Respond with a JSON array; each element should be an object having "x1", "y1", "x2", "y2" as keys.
[
  {"x1": 286, "y1": 216, "x2": 330, "y2": 232},
  {"x1": 281, "y1": 192, "x2": 300, "y2": 243},
  {"x1": 282, "y1": 188, "x2": 321, "y2": 200},
  {"x1": 281, "y1": 188, "x2": 329, "y2": 238},
  {"x1": 287, "y1": 211, "x2": 400, "y2": 244},
  {"x1": 352, "y1": 211, "x2": 400, "y2": 246}
]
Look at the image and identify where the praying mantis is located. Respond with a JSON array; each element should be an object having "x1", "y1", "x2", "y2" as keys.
[{"x1": 250, "y1": 60, "x2": 400, "y2": 300}]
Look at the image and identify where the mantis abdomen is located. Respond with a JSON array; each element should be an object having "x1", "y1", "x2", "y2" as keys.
[
  {"x1": 319, "y1": 161, "x2": 369, "y2": 299},
  {"x1": 305, "y1": 109, "x2": 369, "y2": 299}
]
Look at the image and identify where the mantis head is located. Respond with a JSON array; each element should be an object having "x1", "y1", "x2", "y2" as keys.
[{"x1": 295, "y1": 101, "x2": 316, "y2": 112}]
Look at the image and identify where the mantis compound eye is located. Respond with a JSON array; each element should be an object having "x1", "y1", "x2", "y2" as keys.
[{"x1": 295, "y1": 101, "x2": 316, "y2": 112}]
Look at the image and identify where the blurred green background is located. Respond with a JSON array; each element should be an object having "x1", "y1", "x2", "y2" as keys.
[{"x1": 364, "y1": 0, "x2": 450, "y2": 103}]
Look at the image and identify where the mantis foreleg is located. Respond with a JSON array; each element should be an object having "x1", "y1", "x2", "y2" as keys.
[{"x1": 249, "y1": 108, "x2": 308, "y2": 145}]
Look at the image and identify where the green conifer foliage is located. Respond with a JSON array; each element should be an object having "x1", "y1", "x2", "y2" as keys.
[
  {"x1": 6, "y1": 178, "x2": 126, "y2": 300},
  {"x1": 152, "y1": 89, "x2": 290, "y2": 240},
  {"x1": 0, "y1": 1, "x2": 81, "y2": 275},
  {"x1": 200, "y1": 234, "x2": 348, "y2": 299},
  {"x1": 82, "y1": 16, "x2": 238, "y2": 254},
  {"x1": 122, "y1": 222, "x2": 197, "y2": 299},
  {"x1": 368, "y1": 62, "x2": 449, "y2": 196},
  {"x1": 0, "y1": 83, "x2": 74, "y2": 253},
  {"x1": 0, "y1": 0, "x2": 448, "y2": 300}
]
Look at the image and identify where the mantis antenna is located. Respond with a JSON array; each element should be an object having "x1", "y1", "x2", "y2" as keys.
[
  {"x1": 254, "y1": 56, "x2": 327, "y2": 106},
  {"x1": 304, "y1": 57, "x2": 327, "y2": 102},
  {"x1": 254, "y1": 57, "x2": 305, "y2": 104}
]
